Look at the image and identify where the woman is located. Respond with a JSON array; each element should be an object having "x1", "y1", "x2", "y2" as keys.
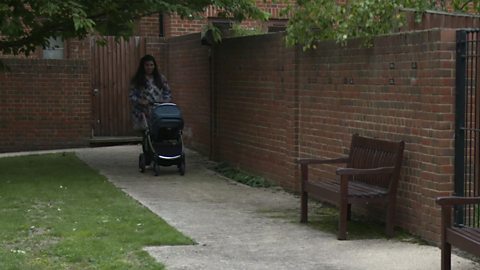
[{"x1": 129, "y1": 54, "x2": 172, "y2": 131}]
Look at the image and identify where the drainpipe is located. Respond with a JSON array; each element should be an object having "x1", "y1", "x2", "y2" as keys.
[
  {"x1": 209, "y1": 47, "x2": 216, "y2": 160},
  {"x1": 201, "y1": 29, "x2": 216, "y2": 160}
]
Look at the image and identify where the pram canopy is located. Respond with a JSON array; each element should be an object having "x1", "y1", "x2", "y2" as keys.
[
  {"x1": 150, "y1": 103, "x2": 184, "y2": 131},
  {"x1": 139, "y1": 102, "x2": 186, "y2": 176}
]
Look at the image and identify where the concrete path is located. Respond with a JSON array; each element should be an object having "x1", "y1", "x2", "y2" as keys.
[{"x1": 7, "y1": 145, "x2": 478, "y2": 270}]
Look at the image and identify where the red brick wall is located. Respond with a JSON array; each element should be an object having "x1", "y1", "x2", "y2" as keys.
[
  {"x1": 181, "y1": 29, "x2": 455, "y2": 243},
  {"x1": 166, "y1": 34, "x2": 212, "y2": 155},
  {"x1": 296, "y1": 29, "x2": 456, "y2": 243},
  {"x1": 213, "y1": 34, "x2": 298, "y2": 190},
  {"x1": 66, "y1": 39, "x2": 91, "y2": 60},
  {"x1": 164, "y1": 14, "x2": 205, "y2": 38},
  {"x1": 159, "y1": 29, "x2": 457, "y2": 243},
  {"x1": 0, "y1": 59, "x2": 91, "y2": 152},
  {"x1": 137, "y1": 15, "x2": 161, "y2": 36},
  {"x1": 145, "y1": 37, "x2": 169, "y2": 74}
]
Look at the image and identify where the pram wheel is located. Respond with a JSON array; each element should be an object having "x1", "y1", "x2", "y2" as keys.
[
  {"x1": 153, "y1": 162, "x2": 160, "y2": 176},
  {"x1": 178, "y1": 155, "x2": 186, "y2": 176},
  {"x1": 139, "y1": 154, "x2": 146, "y2": 173}
]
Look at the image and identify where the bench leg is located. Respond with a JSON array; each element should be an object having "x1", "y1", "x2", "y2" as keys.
[
  {"x1": 338, "y1": 176, "x2": 349, "y2": 240},
  {"x1": 439, "y1": 205, "x2": 452, "y2": 270},
  {"x1": 338, "y1": 198, "x2": 348, "y2": 240},
  {"x1": 385, "y1": 201, "x2": 395, "y2": 237},
  {"x1": 441, "y1": 242, "x2": 451, "y2": 270},
  {"x1": 300, "y1": 191, "x2": 308, "y2": 223}
]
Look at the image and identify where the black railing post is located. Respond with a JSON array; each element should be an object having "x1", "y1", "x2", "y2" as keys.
[{"x1": 455, "y1": 30, "x2": 467, "y2": 225}]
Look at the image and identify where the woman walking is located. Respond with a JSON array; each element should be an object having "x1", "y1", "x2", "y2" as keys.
[{"x1": 129, "y1": 54, "x2": 171, "y2": 131}]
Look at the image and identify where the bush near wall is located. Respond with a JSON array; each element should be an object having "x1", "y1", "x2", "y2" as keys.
[{"x1": 0, "y1": 59, "x2": 91, "y2": 152}]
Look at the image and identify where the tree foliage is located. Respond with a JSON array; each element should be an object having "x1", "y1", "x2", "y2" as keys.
[
  {"x1": 0, "y1": 0, "x2": 269, "y2": 56},
  {"x1": 4, "y1": 0, "x2": 480, "y2": 56},
  {"x1": 283, "y1": 0, "x2": 480, "y2": 50}
]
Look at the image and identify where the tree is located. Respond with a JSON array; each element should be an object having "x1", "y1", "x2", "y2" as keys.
[
  {"x1": 0, "y1": 0, "x2": 269, "y2": 56},
  {"x1": 283, "y1": 0, "x2": 480, "y2": 50}
]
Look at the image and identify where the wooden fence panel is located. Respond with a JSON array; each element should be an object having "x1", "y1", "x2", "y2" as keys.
[{"x1": 91, "y1": 36, "x2": 146, "y2": 136}]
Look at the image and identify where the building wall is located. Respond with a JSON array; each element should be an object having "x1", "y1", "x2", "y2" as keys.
[
  {"x1": 166, "y1": 34, "x2": 212, "y2": 155},
  {"x1": 136, "y1": 0, "x2": 294, "y2": 38},
  {"x1": 164, "y1": 29, "x2": 457, "y2": 244},
  {"x1": 0, "y1": 59, "x2": 91, "y2": 152},
  {"x1": 137, "y1": 15, "x2": 161, "y2": 37},
  {"x1": 295, "y1": 30, "x2": 456, "y2": 242},
  {"x1": 213, "y1": 34, "x2": 298, "y2": 190}
]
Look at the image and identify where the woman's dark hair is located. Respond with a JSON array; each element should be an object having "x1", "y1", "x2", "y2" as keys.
[{"x1": 131, "y1": 54, "x2": 163, "y2": 89}]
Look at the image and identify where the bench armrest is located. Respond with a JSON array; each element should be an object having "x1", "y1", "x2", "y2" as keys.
[
  {"x1": 336, "y1": 166, "x2": 395, "y2": 176},
  {"x1": 297, "y1": 157, "x2": 349, "y2": 165},
  {"x1": 436, "y1": 196, "x2": 480, "y2": 206}
]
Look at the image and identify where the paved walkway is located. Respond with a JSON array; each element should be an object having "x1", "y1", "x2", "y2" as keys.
[{"x1": 4, "y1": 145, "x2": 479, "y2": 269}]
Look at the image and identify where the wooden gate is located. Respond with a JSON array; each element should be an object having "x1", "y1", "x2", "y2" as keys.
[{"x1": 90, "y1": 36, "x2": 146, "y2": 137}]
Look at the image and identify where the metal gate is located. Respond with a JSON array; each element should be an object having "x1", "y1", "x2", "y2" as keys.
[
  {"x1": 90, "y1": 36, "x2": 146, "y2": 137},
  {"x1": 455, "y1": 29, "x2": 480, "y2": 227}
]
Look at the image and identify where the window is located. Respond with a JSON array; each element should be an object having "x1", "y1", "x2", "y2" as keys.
[
  {"x1": 210, "y1": 19, "x2": 233, "y2": 33},
  {"x1": 267, "y1": 19, "x2": 288, "y2": 33},
  {"x1": 42, "y1": 37, "x2": 64, "y2": 59}
]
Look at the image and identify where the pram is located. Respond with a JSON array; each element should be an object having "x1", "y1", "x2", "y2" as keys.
[{"x1": 138, "y1": 103, "x2": 185, "y2": 176}]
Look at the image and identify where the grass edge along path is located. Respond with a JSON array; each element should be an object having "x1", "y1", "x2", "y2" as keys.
[{"x1": 0, "y1": 153, "x2": 193, "y2": 270}]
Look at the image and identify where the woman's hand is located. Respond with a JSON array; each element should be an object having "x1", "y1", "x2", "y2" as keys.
[{"x1": 138, "y1": 98, "x2": 149, "y2": 106}]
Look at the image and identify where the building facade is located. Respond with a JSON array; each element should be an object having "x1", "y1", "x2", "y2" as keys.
[{"x1": 135, "y1": 1, "x2": 294, "y2": 38}]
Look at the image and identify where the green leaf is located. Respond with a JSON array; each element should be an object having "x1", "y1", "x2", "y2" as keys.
[
  {"x1": 0, "y1": 0, "x2": 266, "y2": 56},
  {"x1": 283, "y1": 0, "x2": 460, "y2": 50}
]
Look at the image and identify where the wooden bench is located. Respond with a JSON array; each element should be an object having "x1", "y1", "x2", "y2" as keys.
[
  {"x1": 436, "y1": 196, "x2": 480, "y2": 270},
  {"x1": 297, "y1": 134, "x2": 405, "y2": 240}
]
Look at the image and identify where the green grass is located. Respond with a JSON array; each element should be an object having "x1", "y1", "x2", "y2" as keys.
[{"x1": 0, "y1": 153, "x2": 193, "y2": 270}]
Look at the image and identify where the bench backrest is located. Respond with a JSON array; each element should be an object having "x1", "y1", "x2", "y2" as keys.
[{"x1": 347, "y1": 134, "x2": 405, "y2": 191}]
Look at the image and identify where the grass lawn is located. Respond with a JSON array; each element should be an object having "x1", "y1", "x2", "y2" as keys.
[{"x1": 0, "y1": 153, "x2": 193, "y2": 270}]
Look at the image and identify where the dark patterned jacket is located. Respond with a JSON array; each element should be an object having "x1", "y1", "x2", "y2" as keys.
[{"x1": 129, "y1": 75, "x2": 172, "y2": 130}]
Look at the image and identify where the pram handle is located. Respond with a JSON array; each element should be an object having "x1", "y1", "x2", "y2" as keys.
[{"x1": 152, "y1": 102, "x2": 177, "y2": 106}]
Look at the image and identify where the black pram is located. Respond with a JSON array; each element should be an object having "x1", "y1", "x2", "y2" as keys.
[{"x1": 138, "y1": 103, "x2": 185, "y2": 176}]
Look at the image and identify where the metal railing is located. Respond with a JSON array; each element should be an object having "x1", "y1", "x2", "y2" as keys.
[{"x1": 455, "y1": 29, "x2": 480, "y2": 227}]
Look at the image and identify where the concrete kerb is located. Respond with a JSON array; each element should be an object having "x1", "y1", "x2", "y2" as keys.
[
  {"x1": 0, "y1": 147, "x2": 88, "y2": 158},
  {"x1": 1, "y1": 145, "x2": 479, "y2": 270}
]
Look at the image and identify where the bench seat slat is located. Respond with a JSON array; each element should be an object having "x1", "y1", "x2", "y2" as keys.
[
  {"x1": 446, "y1": 227, "x2": 480, "y2": 257},
  {"x1": 310, "y1": 179, "x2": 388, "y2": 198},
  {"x1": 450, "y1": 227, "x2": 480, "y2": 242},
  {"x1": 462, "y1": 227, "x2": 480, "y2": 237}
]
